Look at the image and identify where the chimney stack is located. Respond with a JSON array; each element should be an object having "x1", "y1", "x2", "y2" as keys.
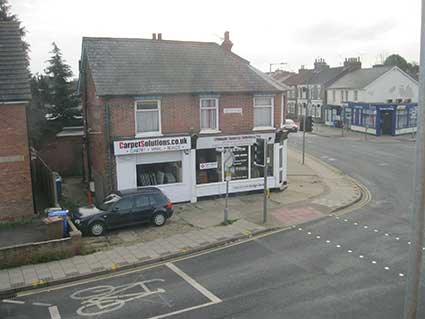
[
  {"x1": 343, "y1": 57, "x2": 361, "y2": 70},
  {"x1": 152, "y1": 33, "x2": 157, "y2": 40},
  {"x1": 221, "y1": 31, "x2": 233, "y2": 51},
  {"x1": 158, "y1": 33, "x2": 162, "y2": 40}
]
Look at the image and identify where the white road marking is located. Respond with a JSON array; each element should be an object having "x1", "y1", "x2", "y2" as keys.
[
  {"x1": 344, "y1": 219, "x2": 348, "y2": 222},
  {"x1": 147, "y1": 301, "x2": 217, "y2": 319},
  {"x1": 166, "y1": 263, "x2": 221, "y2": 304},
  {"x1": 307, "y1": 232, "x2": 312, "y2": 235},
  {"x1": 396, "y1": 237, "x2": 400, "y2": 241},
  {"x1": 347, "y1": 250, "x2": 353, "y2": 253},
  {"x1": 33, "y1": 302, "x2": 52, "y2": 307},
  {"x1": 408, "y1": 241, "x2": 411, "y2": 245},
  {"x1": 354, "y1": 222, "x2": 358, "y2": 225},
  {"x1": 335, "y1": 216, "x2": 340, "y2": 220},
  {"x1": 316, "y1": 236, "x2": 321, "y2": 239},
  {"x1": 385, "y1": 233, "x2": 389, "y2": 236},
  {"x1": 48, "y1": 306, "x2": 61, "y2": 319},
  {"x1": 298, "y1": 228, "x2": 302, "y2": 231},
  {"x1": 372, "y1": 261, "x2": 377, "y2": 264},
  {"x1": 325, "y1": 240, "x2": 331, "y2": 243},
  {"x1": 2, "y1": 299, "x2": 25, "y2": 304},
  {"x1": 384, "y1": 267, "x2": 390, "y2": 270},
  {"x1": 328, "y1": 158, "x2": 336, "y2": 161},
  {"x1": 399, "y1": 273, "x2": 405, "y2": 277},
  {"x1": 374, "y1": 229, "x2": 379, "y2": 233},
  {"x1": 359, "y1": 255, "x2": 364, "y2": 259},
  {"x1": 363, "y1": 226, "x2": 368, "y2": 229},
  {"x1": 336, "y1": 244, "x2": 341, "y2": 248}
]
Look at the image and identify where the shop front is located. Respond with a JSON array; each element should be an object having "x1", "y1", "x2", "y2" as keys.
[
  {"x1": 343, "y1": 102, "x2": 417, "y2": 136},
  {"x1": 324, "y1": 105, "x2": 342, "y2": 127},
  {"x1": 114, "y1": 135, "x2": 193, "y2": 203},
  {"x1": 195, "y1": 133, "x2": 287, "y2": 198}
]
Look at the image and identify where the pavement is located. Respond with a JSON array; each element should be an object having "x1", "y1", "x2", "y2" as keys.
[
  {"x1": 0, "y1": 147, "x2": 365, "y2": 297},
  {"x1": 311, "y1": 123, "x2": 416, "y2": 142}
]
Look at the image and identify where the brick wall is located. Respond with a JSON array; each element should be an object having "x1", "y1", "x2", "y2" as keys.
[
  {"x1": 105, "y1": 93, "x2": 285, "y2": 138},
  {"x1": 0, "y1": 104, "x2": 34, "y2": 220}
]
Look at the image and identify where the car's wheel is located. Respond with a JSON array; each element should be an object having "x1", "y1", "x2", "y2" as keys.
[
  {"x1": 152, "y1": 212, "x2": 167, "y2": 227},
  {"x1": 90, "y1": 222, "x2": 105, "y2": 236}
]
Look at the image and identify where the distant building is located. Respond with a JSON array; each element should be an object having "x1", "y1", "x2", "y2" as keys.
[
  {"x1": 325, "y1": 65, "x2": 418, "y2": 135},
  {"x1": 0, "y1": 22, "x2": 34, "y2": 220},
  {"x1": 79, "y1": 32, "x2": 288, "y2": 203}
]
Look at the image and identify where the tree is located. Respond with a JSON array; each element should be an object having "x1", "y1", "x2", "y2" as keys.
[
  {"x1": 384, "y1": 54, "x2": 419, "y2": 79},
  {"x1": 44, "y1": 42, "x2": 80, "y2": 128},
  {"x1": 28, "y1": 74, "x2": 51, "y2": 146},
  {"x1": 0, "y1": 0, "x2": 30, "y2": 65}
]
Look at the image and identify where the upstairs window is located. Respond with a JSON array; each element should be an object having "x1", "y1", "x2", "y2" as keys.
[
  {"x1": 254, "y1": 96, "x2": 274, "y2": 128},
  {"x1": 200, "y1": 98, "x2": 219, "y2": 131},
  {"x1": 135, "y1": 100, "x2": 161, "y2": 135},
  {"x1": 354, "y1": 90, "x2": 358, "y2": 101}
]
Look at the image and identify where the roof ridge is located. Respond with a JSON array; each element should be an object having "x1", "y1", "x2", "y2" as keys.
[{"x1": 82, "y1": 36, "x2": 218, "y2": 46}]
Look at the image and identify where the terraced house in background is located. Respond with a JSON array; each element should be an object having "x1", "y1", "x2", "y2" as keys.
[
  {"x1": 79, "y1": 32, "x2": 289, "y2": 204},
  {"x1": 0, "y1": 22, "x2": 34, "y2": 220}
]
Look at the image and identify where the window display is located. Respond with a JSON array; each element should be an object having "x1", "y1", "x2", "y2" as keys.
[
  {"x1": 136, "y1": 161, "x2": 182, "y2": 186},
  {"x1": 196, "y1": 149, "x2": 222, "y2": 184},
  {"x1": 230, "y1": 146, "x2": 249, "y2": 180},
  {"x1": 250, "y1": 144, "x2": 273, "y2": 178}
]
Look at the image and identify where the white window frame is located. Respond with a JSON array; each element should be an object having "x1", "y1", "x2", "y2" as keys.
[
  {"x1": 134, "y1": 99, "x2": 162, "y2": 137},
  {"x1": 199, "y1": 97, "x2": 220, "y2": 133},
  {"x1": 253, "y1": 95, "x2": 274, "y2": 130}
]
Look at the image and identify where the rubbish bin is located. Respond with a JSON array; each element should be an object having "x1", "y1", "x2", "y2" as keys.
[
  {"x1": 48, "y1": 209, "x2": 69, "y2": 237},
  {"x1": 44, "y1": 216, "x2": 65, "y2": 240}
]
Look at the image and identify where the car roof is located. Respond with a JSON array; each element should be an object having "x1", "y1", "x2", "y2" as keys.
[{"x1": 117, "y1": 187, "x2": 163, "y2": 197}]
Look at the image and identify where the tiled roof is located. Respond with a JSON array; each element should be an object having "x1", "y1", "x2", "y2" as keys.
[
  {"x1": 283, "y1": 71, "x2": 314, "y2": 86},
  {"x1": 81, "y1": 37, "x2": 283, "y2": 96},
  {"x1": 327, "y1": 66, "x2": 393, "y2": 89},
  {"x1": 0, "y1": 22, "x2": 30, "y2": 102}
]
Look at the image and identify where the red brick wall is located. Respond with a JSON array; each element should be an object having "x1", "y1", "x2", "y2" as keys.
[
  {"x1": 38, "y1": 136, "x2": 83, "y2": 176},
  {"x1": 104, "y1": 93, "x2": 284, "y2": 138},
  {"x1": 0, "y1": 104, "x2": 34, "y2": 220}
]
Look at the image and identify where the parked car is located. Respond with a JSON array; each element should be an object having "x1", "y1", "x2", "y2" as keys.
[
  {"x1": 72, "y1": 187, "x2": 173, "y2": 236},
  {"x1": 282, "y1": 119, "x2": 298, "y2": 132}
]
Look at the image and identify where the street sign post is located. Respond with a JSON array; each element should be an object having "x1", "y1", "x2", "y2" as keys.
[
  {"x1": 223, "y1": 148, "x2": 235, "y2": 225},
  {"x1": 253, "y1": 138, "x2": 268, "y2": 224}
]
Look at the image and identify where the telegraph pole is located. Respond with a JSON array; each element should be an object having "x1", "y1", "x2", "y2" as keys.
[
  {"x1": 403, "y1": 1, "x2": 425, "y2": 318},
  {"x1": 302, "y1": 83, "x2": 310, "y2": 165}
]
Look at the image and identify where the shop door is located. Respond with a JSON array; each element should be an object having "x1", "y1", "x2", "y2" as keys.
[
  {"x1": 380, "y1": 111, "x2": 393, "y2": 135},
  {"x1": 354, "y1": 109, "x2": 360, "y2": 125}
]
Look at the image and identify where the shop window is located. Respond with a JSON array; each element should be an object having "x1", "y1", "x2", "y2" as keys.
[
  {"x1": 396, "y1": 109, "x2": 408, "y2": 129},
  {"x1": 250, "y1": 144, "x2": 273, "y2": 178},
  {"x1": 254, "y1": 96, "x2": 274, "y2": 128},
  {"x1": 200, "y1": 98, "x2": 219, "y2": 131},
  {"x1": 409, "y1": 109, "x2": 417, "y2": 127},
  {"x1": 230, "y1": 146, "x2": 249, "y2": 180},
  {"x1": 136, "y1": 161, "x2": 182, "y2": 186},
  {"x1": 196, "y1": 149, "x2": 222, "y2": 184},
  {"x1": 362, "y1": 110, "x2": 376, "y2": 128},
  {"x1": 135, "y1": 100, "x2": 160, "y2": 135}
]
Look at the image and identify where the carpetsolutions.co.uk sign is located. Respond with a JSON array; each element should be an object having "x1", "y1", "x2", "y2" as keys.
[{"x1": 114, "y1": 136, "x2": 191, "y2": 155}]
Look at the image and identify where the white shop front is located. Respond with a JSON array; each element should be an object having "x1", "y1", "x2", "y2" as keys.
[
  {"x1": 114, "y1": 136, "x2": 193, "y2": 203},
  {"x1": 195, "y1": 133, "x2": 287, "y2": 199}
]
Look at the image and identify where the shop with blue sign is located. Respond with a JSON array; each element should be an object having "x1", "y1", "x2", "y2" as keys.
[{"x1": 341, "y1": 102, "x2": 417, "y2": 136}]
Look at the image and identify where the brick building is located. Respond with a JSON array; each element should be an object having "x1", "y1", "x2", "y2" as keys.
[
  {"x1": 79, "y1": 32, "x2": 288, "y2": 203},
  {"x1": 0, "y1": 22, "x2": 34, "y2": 220}
]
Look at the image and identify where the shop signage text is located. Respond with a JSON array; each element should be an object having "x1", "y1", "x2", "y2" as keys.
[
  {"x1": 114, "y1": 136, "x2": 191, "y2": 155},
  {"x1": 197, "y1": 133, "x2": 275, "y2": 149},
  {"x1": 200, "y1": 162, "x2": 218, "y2": 170}
]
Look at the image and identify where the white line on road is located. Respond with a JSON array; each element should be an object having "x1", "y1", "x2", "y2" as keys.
[
  {"x1": 32, "y1": 302, "x2": 53, "y2": 307},
  {"x1": 146, "y1": 301, "x2": 217, "y2": 319},
  {"x1": 48, "y1": 305, "x2": 61, "y2": 319},
  {"x1": 2, "y1": 299, "x2": 25, "y2": 304},
  {"x1": 166, "y1": 262, "x2": 221, "y2": 303}
]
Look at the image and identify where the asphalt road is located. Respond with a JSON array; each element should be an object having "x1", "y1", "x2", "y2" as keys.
[{"x1": 2, "y1": 132, "x2": 423, "y2": 319}]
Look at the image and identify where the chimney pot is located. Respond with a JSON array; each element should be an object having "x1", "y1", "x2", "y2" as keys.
[
  {"x1": 221, "y1": 31, "x2": 233, "y2": 51},
  {"x1": 158, "y1": 33, "x2": 162, "y2": 40},
  {"x1": 152, "y1": 33, "x2": 157, "y2": 40}
]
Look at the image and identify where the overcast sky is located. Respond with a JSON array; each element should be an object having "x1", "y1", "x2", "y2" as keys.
[{"x1": 10, "y1": 0, "x2": 421, "y2": 77}]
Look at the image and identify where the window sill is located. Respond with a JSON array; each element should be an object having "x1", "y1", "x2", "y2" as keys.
[
  {"x1": 135, "y1": 132, "x2": 163, "y2": 138},
  {"x1": 200, "y1": 129, "x2": 221, "y2": 135},
  {"x1": 253, "y1": 127, "x2": 276, "y2": 131}
]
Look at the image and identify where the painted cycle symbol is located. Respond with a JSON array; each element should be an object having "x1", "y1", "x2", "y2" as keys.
[{"x1": 70, "y1": 279, "x2": 166, "y2": 316}]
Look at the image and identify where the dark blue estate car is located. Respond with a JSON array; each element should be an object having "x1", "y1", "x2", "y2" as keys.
[{"x1": 72, "y1": 187, "x2": 173, "y2": 236}]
